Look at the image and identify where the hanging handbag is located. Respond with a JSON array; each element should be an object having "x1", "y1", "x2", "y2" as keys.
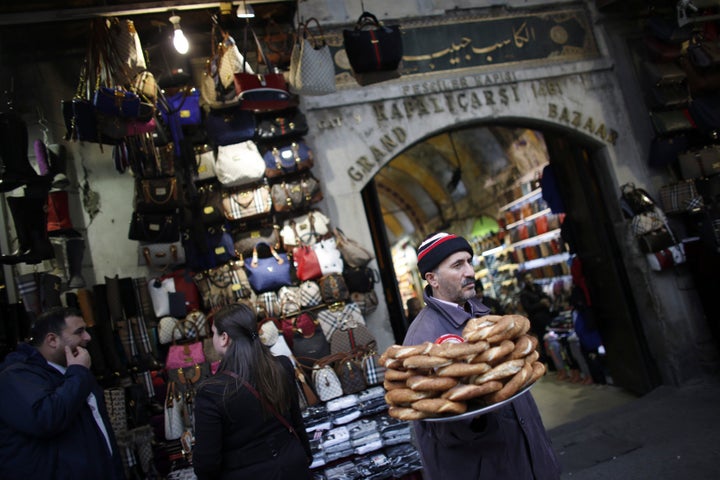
[
  {"x1": 165, "y1": 339, "x2": 206, "y2": 370},
  {"x1": 334, "y1": 353, "x2": 367, "y2": 395},
  {"x1": 255, "y1": 291, "x2": 281, "y2": 317},
  {"x1": 350, "y1": 290, "x2": 379, "y2": 315},
  {"x1": 342, "y1": 266, "x2": 378, "y2": 293},
  {"x1": 182, "y1": 224, "x2": 236, "y2": 271},
  {"x1": 646, "y1": 243, "x2": 686, "y2": 271},
  {"x1": 196, "y1": 181, "x2": 225, "y2": 225},
  {"x1": 232, "y1": 224, "x2": 281, "y2": 258},
  {"x1": 164, "y1": 381, "x2": 187, "y2": 441},
  {"x1": 313, "y1": 238, "x2": 344, "y2": 276},
  {"x1": 293, "y1": 244, "x2": 323, "y2": 282},
  {"x1": 244, "y1": 242, "x2": 292, "y2": 293},
  {"x1": 271, "y1": 174, "x2": 323, "y2": 212},
  {"x1": 257, "y1": 19, "x2": 294, "y2": 67},
  {"x1": 333, "y1": 227, "x2": 374, "y2": 268},
  {"x1": 316, "y1": 302, "x2": 363, "y2": 340},
  {"x1": 262, "y1": 141, "x2": 314, "y2": 178},
  {"x1": 254, "y1": 109, "x2": 309, "y2": 142},
  {"x1": 291, "y1": 313, "x2": 331, "y2": 366},
  {"x1": 47, "y1": 191, "x2": 73, "y2": 232},
  {"x1": 205, "y1": 107, "x2": 256, "y2": 146},
  {"x1": 343, "y1": 11, "x2": 403, "y2": 74},
  {"x1": 194, "y1": 261, "x2": 254, "y2": 309},
  {"x1": 318, "y1": 272, "x2": 350, "y2": 305},
  {"x1": 138, "y1": 142, "x2": 175, "y2": 178},
  {"x1": 280, "y1": 210, "x2": 331, "y2": 249},
  {"x1": 620, "y1": 183, "x2": 658, "y2": 218},
  {"x1": 361, "y1": 350, "x2": 385, "y2": 386},
  {"x1": 139, "y1": 242, "x2": 184, "y2": 268},
  {"x1": 159, "y1": 88, "x2": 202, "y2": 126},
  {"x1": 194, "y1": 145, "x2": 216, "y2": 181},
  {"x1": 215, "y1": 140, "x2": 266, "y2": 187},
  {"x1": 299, "y1": 280, "x2": 322, "y2": 308},
  {"x1": 278, "y1": 285, "x2": 302, "y2": 317},
  {"x1": 128, "y1": 212, "x2": 180, "y2": 243},
  {"x1": 330, "y1": 324, "x2": 376, "y2": 356},
  {"x1": 311, "y1": 359, "x2": 344, "y2": 402},
  {"x1": 93, "y1": 87, "x2": 142, "y2": 118},
  {"x1": 222, "y1": 184, "x2": 273, "y2": 221},
  {"x1": 290, "y1": 18, "x2": 337, "y2": 96},
  {"x1": 631, "y1": 209, "x2": 667, "y2": 237},
  {"x1": 148, "y1": 276, "x2": 175, "y2": 320},
  {"x1": 678, "y1": 145, "x2": 720, "y2": 179},
  {"x1": 135, "y1": 177, "x2": 180, "y2": 213},
  {"x1": 234, "y1": 25, "x2": 294, "y2": 113},
  {"x1": 659, "y1": 179, "x2": 704, "y2": 214},
  {"x1": 163, "y1": 268, "x2": 202, "y2": 313}
]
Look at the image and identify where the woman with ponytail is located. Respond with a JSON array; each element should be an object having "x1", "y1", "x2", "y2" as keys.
[{"x1": 192, "y1": 303, "x2": 312, "y2": 480}]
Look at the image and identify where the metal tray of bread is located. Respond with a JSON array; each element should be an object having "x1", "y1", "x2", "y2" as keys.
[{"x1": 421, "y1": 383, "x2": 534, "y2": 423}]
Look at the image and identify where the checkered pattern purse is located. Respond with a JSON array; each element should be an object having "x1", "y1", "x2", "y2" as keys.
[
  {"x1": 659, "y1": 179, "x2": 704, "y2": 214},
  {"x1": 317, "y1": 302, "x2": 364, "y2": 339},
  {"x1": 299, "y1": 280, "x2": 322, "y2": 307},
  {"x1": 221, "y1": 184, "x2": 273, "y2": 221}
]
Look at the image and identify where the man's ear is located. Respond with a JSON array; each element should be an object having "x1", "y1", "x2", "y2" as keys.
[
  {"x1": 45, "y1": 332, "x2": 59, "y2": 349},
  {"x1": 425, "y1": 271, "x2": 439, "y2": 288}
]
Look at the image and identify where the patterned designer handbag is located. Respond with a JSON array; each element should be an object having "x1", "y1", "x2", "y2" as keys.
[
  {"x1": 313, "y1": 238, "x2": 344, "y2": 276},
  {"x1": 334, "y1": 353, "x2": 367, "y2": 395},
  {"x1": 128, "y1": 212, "x2": 180, "y2": 243},
  {"x1": 254, "y1": 109, "x2": 309, "y2": 141},
  {"x1": 244, "y1": 242, "x2": 292, "y2": 293},
  {"x1": 135, "y1": 177, "x2": 180, "y2": 213},
  {"x1": 312, "y1": 361, "x2": 344, "y2": 401},
  {"x1": 329, "y1": 324, "x2": 376, "y2": 356},
  {"x1": 222, "y1": 184, "x2": 273, "y2": 221},
  {"x1": 316, "y1": 302, "x2": 364, "y2": 340},
  {"x1": 164, "y1": 381, "x2": 187, "y2": 441},
  {"x1": 270, "y1": 175, "x2": 323, "y2": 212},
  {"x1": 215, "y1": 140, "x2": 266, "y2": 187},
  {"x1": 278, "y1": 285, "x2": 302, "y2": 317},
  {"x1": 262, "y1": 141, "x2": 314, "y2": 178},
  {"x1": 299, "y1": 280, "x2": 322, "y2": 307},
  {"x1": 197, "y1": 181, "x2": 225, "y2": 225},
  {"x1": 194, "y1": 261, "x2": 254, "y2": 309},
  {"x1": 350, "y1": 291, "x2": 379, "y2": 315},
  {"x1": 138, "y1": 241, "x2": 184, "y2": 268},
  {"x1": 319, "y1": 273, "x2": 350, "y2": 304},
  {"x1": 140, "y1": 143, "x2": 175, "y2": 178},
  {"x1": 232, "y1": 224, "x2": 281, "y2": 258},
  {"x1": 342, "y1": 266, "x2": 378, "y2": 293},
  {"x1": 280, "y1": 210, "x2": 331, "y2": 249},
  {"x1": 290, "y1": 18, "x2": 337, "y2": 96},
  {"x1": 659, "y1": 179, "x2": 704, "y2": 214},
  {"x1": 255, "y1": 291, "x2": 281, "y2": 317},
  {"x1": 362, "y1": 350, "x2": 386, "y2": 386}
]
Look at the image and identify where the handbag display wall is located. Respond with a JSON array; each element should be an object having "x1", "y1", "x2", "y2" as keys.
[{"x1": 214, "y1": 140, "x2": 266, "y2": 187}]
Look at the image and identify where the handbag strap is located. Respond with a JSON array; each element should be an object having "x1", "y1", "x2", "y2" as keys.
[
  {"x1": 303, "y1": 17, "x2": 327, "y2": 48},
  {"x1": 355, "y1": 11, "x2": 382, "y2": 30},
  {"x1": 241, "y1": 23, "x2": 275, "y2": 73},
  {"x1": 142, "y1": 178, "x2": 177, "y2": 205},
  {"x1": 220, "y1": 370, "x2": 300, "y2": 441}
]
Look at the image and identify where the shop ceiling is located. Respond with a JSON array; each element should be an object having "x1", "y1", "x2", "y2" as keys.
[{"x1": 0, "y1": 0, "x2": 549, "y2": 246}]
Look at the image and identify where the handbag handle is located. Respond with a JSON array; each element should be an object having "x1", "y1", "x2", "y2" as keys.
[
  {"x1": 355, "y1": 11, "x2": 381, "y2": 30},
  {"x1": 142, "y1": 178, "x2": 177, "y2": 205},
  {"x1": 302, "y1": 17, "x2": 327, "y2": 48},
  {"x1": 241, "y1": 23, "x2": 276, "y2": 73},
  {"x1": 251, "y1": 242, "x2": 285, "y2": 268}
]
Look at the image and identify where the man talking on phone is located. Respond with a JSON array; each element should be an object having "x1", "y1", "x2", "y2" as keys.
[{"x1": 0, "y1": 306, "x2": 125, "y2": 480}]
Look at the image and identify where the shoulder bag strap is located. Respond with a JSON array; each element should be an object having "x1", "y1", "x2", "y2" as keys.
[{"x1": 220, "y1": 370, "x2": 299, "y2": 441}]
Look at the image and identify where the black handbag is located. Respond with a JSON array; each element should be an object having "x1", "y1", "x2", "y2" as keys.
[
  {"x1": 342, "y1": 266, "x2": 378, "y2": 293},
  {"x1": 128, "y1": 212, "x2": 180, "y2": 243},
  {"x1": 620, "y1": 183, "x2": 658, "y2": 218},
  {"x1": 255, "y1": 109, "x2": 309, "y2": 142},
  {"x1": 343, "y1": 12, "x2": 403, "y2": 74}
]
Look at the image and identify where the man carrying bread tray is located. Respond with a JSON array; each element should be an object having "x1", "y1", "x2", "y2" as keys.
[{"x1": 400, "y1": 233, "x2": 561, "y2": 479}]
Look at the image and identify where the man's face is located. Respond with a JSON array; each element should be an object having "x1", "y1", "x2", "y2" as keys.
[
  {"x1": 54, "y1": 315, "x2": 91, "y2": 364},
  {"x1": 426, "y1": 251, "x2": 476, "y2": 304}
]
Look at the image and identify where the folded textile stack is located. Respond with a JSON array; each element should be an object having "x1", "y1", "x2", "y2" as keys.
[
  {"x1": 309, "y1": 437, "x2": 326, "y2": 469},
  {"x1": 303, "y1": 404, "x2": 331, "y2": 433},
  {"x1": 323, "y1": 459, "x2": 359, "y2": 480},
  {"x1": 354, "y1": 452, "x2": 393, "y2": 480},
  {"x1": 358, "y1": 386, "x2": 387, "y2": 416},
  {"x1": 348, "y1": 418, "x2": 382, "y2": 454},
  {"x1": 385, "y1": 443, "x2": 423, "y2": 477},
  {"x1": 376, "y1": 413, "x2": 412, "y2": 446}
]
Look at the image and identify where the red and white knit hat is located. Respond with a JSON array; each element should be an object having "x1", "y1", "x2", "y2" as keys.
[{"x1": 416, "y1": 232, "x2": 473, "y2": 277}]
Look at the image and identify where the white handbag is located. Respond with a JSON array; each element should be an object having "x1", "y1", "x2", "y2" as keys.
[
  {"x1": 215, "y1": 140, "x2": 265, "y2": 187},
  {"x1": 313, "y1": 237, "x2": 344, "y2": 276},
  {"x1": 280, "y1": 209, "x2": 331, "y2": 249},
  {"x1": 194, "y1": 145, "x2": 216, "y2": 181},
  {"x1": 299, "y1": 280, "x2": 322, "y2": 308},
  {"x1": 312, "y1": 364, "x2": 344, "y2": 402},
  {"x1": 148, "y1": 277, "x2": 175, "y2": 318},
  {"x1": 164, "y1": 382, "x2": 187, "y2": 441}
]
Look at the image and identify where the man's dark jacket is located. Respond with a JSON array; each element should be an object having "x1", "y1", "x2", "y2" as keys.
[{"x1": 0, "y1": 343, "x2": 125, "y2": 480}]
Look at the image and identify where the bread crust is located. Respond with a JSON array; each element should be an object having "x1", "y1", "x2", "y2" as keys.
[
  {"x1": 385, "y1": 388, "x2": 436, "y2": 405},
  {"x1": 406, "y1": 375, "x2": 459, "y2": 392},
  {"x1": 484, "y1": 362, "x2": 533, "y2": 404},
  {"x1": 403, "y1": 355, "x2": 453, "y2": 369},
  {"x1": 412, "y1": 398, "x2": 467, "y2": 415},
  {"x1": 441, "y1": 380, "x2": 503, "y2": 401},
  {"x1": 388, "y1": 406, "x2": 433, "y2": 420},
  {"x1": 435, "y1": 362, "x2": 492, "y2": 378},
  {"x1": 473, "y1": 358, "x2": 525, "y2": 384}
]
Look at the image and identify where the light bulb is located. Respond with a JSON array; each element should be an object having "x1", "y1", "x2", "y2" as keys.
[
  {"x1": 236, "y1": 1, "x2": 255, "y2": 18},
  {"x1": 169, "y1": 15, "x2": 189, "y2": 54},
  {"x1": 173, "y1": 28, "x2": 189, "y2": 54}
]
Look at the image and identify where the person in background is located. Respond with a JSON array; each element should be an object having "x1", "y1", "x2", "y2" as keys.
[
  {"x1": 474, "y1": 279, "x2": 505, "y2": 315},
  {"x1": 406, "y1": 297, "x2": 422, "y2": 324},
  {"x1": 403, "y1": 232, "x2": 561, "y2": 480},
  {"x1": 0, "y1": 306, "x2": 125, "y2": 480},
  {"x1": 519, "y1": 271, "x2": 556, "y2": 370},
  {"x1": 192, "y1": 303, "x2": 312, "y2": 480}
]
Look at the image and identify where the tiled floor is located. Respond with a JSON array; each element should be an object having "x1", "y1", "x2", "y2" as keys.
[{"x1": 531, "y1": 372, "x2": 638, "y2": 430}]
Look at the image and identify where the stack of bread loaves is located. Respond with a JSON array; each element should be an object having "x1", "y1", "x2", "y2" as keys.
[{"x1": 380, "y1": 314, "x2": 546, "y2": 420}]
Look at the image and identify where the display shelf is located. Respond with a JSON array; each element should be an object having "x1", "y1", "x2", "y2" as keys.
[
  {"x1": 481, "y1": 244, "x2": 506, "y2": 257},
  {"x1": 518, "y1": 252, "x2": 570, "y2": 271},
  {"x1": 499, "y1": 188, "x2": 542, "y2": 212},
  {"x1": 505, "y1": 208, "x2": 552, "y2": 230},
  {"x1": 533, "y1": 274, "x2": 572, "y2": 285},
  {"x1": 510, "y1": 228, "x2": 562, "y2": 249}
]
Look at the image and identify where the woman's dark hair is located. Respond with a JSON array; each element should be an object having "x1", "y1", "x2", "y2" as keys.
[
  {"x1": 28, "y1": 306, "x2": 82, "y2": 346},
  {"x1": 212, "y1": 303, "x2": 293, "y2": 416}
]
